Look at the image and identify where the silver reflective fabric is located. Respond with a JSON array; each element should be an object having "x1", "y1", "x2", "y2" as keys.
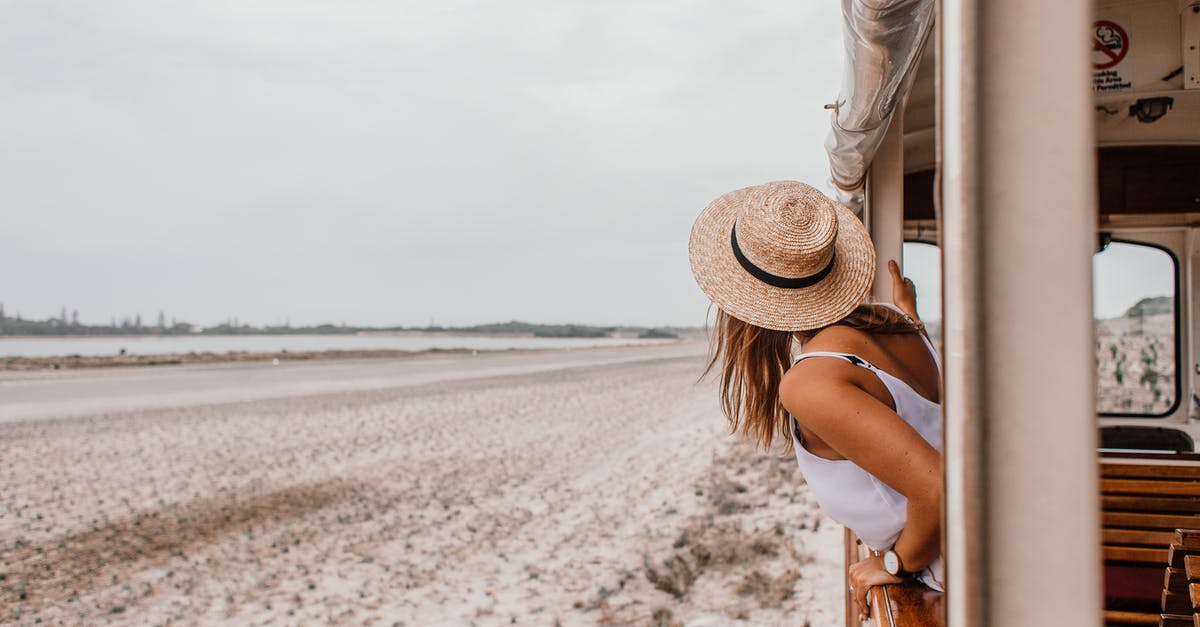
[{"x1": 825, "y1": 0, "x2": 935, "y2": 214}]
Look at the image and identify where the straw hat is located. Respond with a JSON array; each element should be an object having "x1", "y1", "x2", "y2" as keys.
[{"x1": 688, "y1": 180, "x2": 875, "y2": 331}]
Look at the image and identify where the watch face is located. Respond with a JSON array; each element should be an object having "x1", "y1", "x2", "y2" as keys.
[{"x1": 884, "y1": 551, "x2": 901, "y2": 575}]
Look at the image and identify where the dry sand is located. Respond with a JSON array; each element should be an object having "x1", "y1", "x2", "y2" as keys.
[{"x1": 1, "y1": 351, "x2": 842, "y2": 625}]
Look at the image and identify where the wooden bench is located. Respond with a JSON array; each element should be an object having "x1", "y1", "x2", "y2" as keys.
[
  {"x1": 839, "y1": 457, "x2": 1200, "y2": 626},
  {"x1": 1146, "y1": 530, "x2": 1200, "y2": 626},
  {"x1": 1102, "y1": 458, "x2": 1200, "y2": 626}
]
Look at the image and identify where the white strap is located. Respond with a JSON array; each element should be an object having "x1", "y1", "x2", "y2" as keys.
[{"x1": 794, "y1": 351, "x2": 880, "y2": 372}]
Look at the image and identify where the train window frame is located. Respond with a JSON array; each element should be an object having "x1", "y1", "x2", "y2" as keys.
[{"x1": 1094, "y1": 238, "x2": 1181, "y2": 419}]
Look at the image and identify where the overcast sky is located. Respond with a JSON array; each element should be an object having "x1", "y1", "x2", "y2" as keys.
[
  {"x1": 1, "y1": 1, "x2": 1173, "y2": 330},
  {"x1": 1, "y1": 0, "x2": 849, "y2": 328}
]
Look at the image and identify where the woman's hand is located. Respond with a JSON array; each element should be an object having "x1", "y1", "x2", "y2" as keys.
[
  {"x1": 887, "y1": 259, "x2": 919, "y2": 322},
  {"x1": 849, "y1": 554, "x2": 904, "y2": 621}
]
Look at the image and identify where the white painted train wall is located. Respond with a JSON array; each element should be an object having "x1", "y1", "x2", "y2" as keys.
[
  {"x1": 1095, "y1": 0, "x2": 1200, "y2": 144},
  {"x1": 1092, "y1": 1, "x2": 1200, "y2": 450}
]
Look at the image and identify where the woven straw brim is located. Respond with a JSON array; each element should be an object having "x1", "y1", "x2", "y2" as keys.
[{"x1": 688, "y1": 184, "x2": 876, "y2": 332}]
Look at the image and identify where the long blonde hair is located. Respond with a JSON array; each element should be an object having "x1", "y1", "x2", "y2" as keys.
[{"x1": 703, "y1": 304, "x2": 921, "y2": 453}]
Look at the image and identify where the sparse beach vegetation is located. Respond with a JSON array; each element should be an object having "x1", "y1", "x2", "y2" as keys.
[{"x1": 1096, "y1": 300, "x2": 1175, "y2": 414}]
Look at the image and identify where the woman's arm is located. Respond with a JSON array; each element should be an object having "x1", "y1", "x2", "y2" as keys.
[{"x1": 781, "y1": 361, "x2": 942, "y2": 617}]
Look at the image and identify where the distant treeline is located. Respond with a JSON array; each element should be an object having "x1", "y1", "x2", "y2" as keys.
[
  {"x1": 0, "y1": 318, "x2": 197, "y2": 337},
  {"x1": 0, "y1": 307, "x2": 685, "y2": 340},
  {"x1": 446, "y1": 321, "x2": 612, "y2": 338}
]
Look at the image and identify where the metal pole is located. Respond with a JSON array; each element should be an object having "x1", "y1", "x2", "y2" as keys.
[
  {"x1": 868, "y1": 114, "x2": 906, "y2": 300},
  {"x1": 941, "y1": 0, "x2": 1100, "y2": 625},
  {"x1": 940, "y1": 0, "x2": 986, "y2": 620}
]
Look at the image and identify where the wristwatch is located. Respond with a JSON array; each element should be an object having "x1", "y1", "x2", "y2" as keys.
[{"x1": 883, "y1": 549, "x2": 905, "y2": 576}]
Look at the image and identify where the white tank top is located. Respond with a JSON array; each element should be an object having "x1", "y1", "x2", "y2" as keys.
[{"x1": 789, "y1": 308, "x2": 945, "y2": 591}]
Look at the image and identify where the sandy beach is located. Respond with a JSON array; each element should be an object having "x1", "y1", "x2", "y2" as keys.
[{"x1": 1, "y1": 345, "x2": 841, "y2": 625}]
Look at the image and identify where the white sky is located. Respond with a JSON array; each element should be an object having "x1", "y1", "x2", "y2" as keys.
[
  {"x1": 903, "y1": 242, "x2": 941, "y2": 323},
  {"x1": 0, "y1": 0, "x2": 846, "y2": 328},
  {"x1": 0, "y1": 1, "x2": 1176, "y2": 328},
  {"x1": 1092, "y1": 241, "x2": 1176, "y2": 319}
]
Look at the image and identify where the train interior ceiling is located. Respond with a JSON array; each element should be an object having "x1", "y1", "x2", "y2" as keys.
[{"x1": 897, "y1": 0, "x2": 1200, "y2": 454}]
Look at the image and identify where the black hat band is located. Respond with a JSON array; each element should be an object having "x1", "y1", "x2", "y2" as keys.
[{"x1": 730, "y1": 224, "x2": 836, "y2": 289}]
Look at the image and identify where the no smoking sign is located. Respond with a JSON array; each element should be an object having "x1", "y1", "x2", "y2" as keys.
[{"x1": 1092, "y1": 20, "x2": 1129, "y2": 70}]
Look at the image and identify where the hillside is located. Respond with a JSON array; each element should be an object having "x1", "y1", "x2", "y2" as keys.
[{"x1": 1095, "y1": 310, "x2": 1175, "y2": 414}]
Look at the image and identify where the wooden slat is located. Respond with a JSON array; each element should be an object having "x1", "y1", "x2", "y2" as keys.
[
  {"x1": 1190, "y1": 581, "x2": 1200, "y2": 608},
  {"x1": 1161, "y1": 614, "x2": 1195, "y2": 627},
  {"x1": 1178, "y1": 530, "x2": 1200, "y2": 550},
  {"x1": 1106, "y1": 512, "x2": 1200, "y2": 531},
  {"x1": 1171, "y1": 545, "x2": 1190, "y2": 569},
  {"x1": 1102, "y1": 610, "x2": 1159, "y2": 626},
  {"x1": 1105, "y1": 495, "x2": 1200, "y2": 515},
  {"x1": 1105, "y1": 545, "x2": 1170, "y2": 564},
  {"x1": 1186, "y1": 554, "x2": 1200, "y2": 580},
  {"x1": 1167, "y1": 567, "x2": 1189, "y2": 594},
  {"x1": 1104, "y1": 479, "x2": 1200, "y2": 498},
  {"x1": 1163, "y1": 588, "x2": 1193, "y2": 614},
  {"x1": 1106, "y1": 528, "x2": 1180, "y2": 547},
  {"x1": 1168, "y1": 545, "x2": 1200, "y2": 569},
  {"x1": 1102, "y1": 463, "x2": 1200, "y2": 480}
]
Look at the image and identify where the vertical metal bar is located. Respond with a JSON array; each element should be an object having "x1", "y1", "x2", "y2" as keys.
[
  {"x1": 940, "y1": 0, "x2": 985, "y2": 620},
  {"x1": 1187, "y1": 228, "x2": 1198, "y2": 422},
  {"x1": 868, "y1": 114, "x2": 906, "y2": 300},
  {"x1": 942, "y1": 0, "x2": 1101, "y2": 625}
]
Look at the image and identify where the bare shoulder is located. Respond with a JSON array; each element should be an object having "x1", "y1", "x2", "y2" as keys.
[
  {"x1": 803, "y1": 324, "x2": 876, "y2": 354},
  {"x1": 780, "y1": 349, "x2": 864, "y2": 415},
  {"x1": 781, "y1": 325, "x2": 887, "y2": 416}
]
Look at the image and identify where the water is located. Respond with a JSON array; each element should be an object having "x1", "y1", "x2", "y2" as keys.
[{"x1": 0, "y1": 333, "x2": 673, "y2": 358}]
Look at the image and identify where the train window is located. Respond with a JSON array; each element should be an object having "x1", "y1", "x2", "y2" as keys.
[{"x1": 1093, "y1": 241, "x2": 1178, "y2": 416}]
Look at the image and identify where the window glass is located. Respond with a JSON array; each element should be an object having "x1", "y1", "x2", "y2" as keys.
[
  {"x1": 1093, "y1": 241, "x2": 1177, "y2": 416},
  {"x1": 902, "y1": 241, "x2": 941, "y2": 343}
]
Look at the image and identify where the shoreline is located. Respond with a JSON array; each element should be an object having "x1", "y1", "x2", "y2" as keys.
[
  {"x1": 0, "y1": 342, "x2": 709, "y2": 425},
  {"x1": 0, "y1": 347, "x2": 527, "y2": 372},
  {"x1": 0, "y1": 334, "x2": 697, "y2": 372}
]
